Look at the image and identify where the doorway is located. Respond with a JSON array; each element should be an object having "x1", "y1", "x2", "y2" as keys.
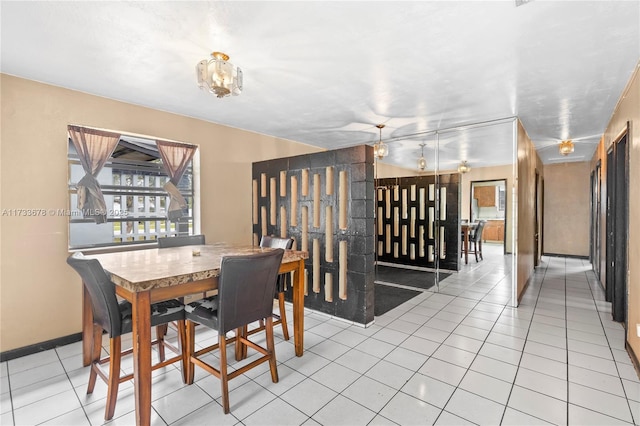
[
  {"x1": 470, "y1": 179, "x2": 508, "y2": 254},
  {"x1": 605, "y1": 128, "x2": 629, "y2": 325},
  {"x1": 534, "y1": 170, "x2": 543, "y2": 267}
]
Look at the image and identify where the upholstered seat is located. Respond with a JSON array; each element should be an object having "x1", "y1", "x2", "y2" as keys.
[
  {"x1": 66, "y1": 252, "x2": 187, "y2": 421},
  {"x1": 184, "y1": 249, "x2": 285, "y2": 414}
]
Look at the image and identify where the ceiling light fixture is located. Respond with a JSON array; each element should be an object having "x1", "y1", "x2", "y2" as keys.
[
  {"x1": 559, "y1": 140, "x2": 574, "y2": 156},
  {"x1": 196, "y1": 52, "x2": 243, "y2": 98},
  {"x1": 458, "y1": 161, "x2": 471, "y2": 173},
  {"x1": 417, "y1": 143, "x2": 427, "y2": 170},
  {"x1": 373, "y1": 124, "x2": 389, "y2": 159}
]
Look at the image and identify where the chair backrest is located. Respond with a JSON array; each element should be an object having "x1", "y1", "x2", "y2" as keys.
[
  {"x1": 217, "y1": 249, "x2": 285, "y2": 333},
  {"x1": 67, "y1": 252, "x2": 122, "y2": 337},
  {"x1": 158, "y1": 234, "x2": 205, "y2": 248},
  {"x1": 473, "y1": 220, "x2": 487, "y2": 242},
  {"x1": 259, "y1": 235, "x2": 294, "y2": 250}
]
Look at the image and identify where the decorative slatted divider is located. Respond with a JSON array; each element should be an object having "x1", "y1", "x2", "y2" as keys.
[
  {"x1": 252, "y1": 146, "x2": 375, "y2": 325},
  {"x1": 375, "y1": 174, "x2": 460, "y2": 271}
]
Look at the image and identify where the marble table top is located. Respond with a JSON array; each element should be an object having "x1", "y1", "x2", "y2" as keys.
[{"x1": 87, "y1": 242, "x2": 308, "y2": 292}]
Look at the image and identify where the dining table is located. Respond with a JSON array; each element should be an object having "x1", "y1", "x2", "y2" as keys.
[
  {"x1": 82, "y1": 242, "x2": 308, "y2": 426},
  {"x1": 461, "y1": 222, "x2": 478, "y2": 264}
]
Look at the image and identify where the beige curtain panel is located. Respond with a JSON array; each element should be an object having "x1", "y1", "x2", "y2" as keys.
[
  {"x1": 156, "y1": 140, "x2": 197, "y2": 221},
  {"x1": 68, "y1": 126, "x2": 121, "y2": 224}
]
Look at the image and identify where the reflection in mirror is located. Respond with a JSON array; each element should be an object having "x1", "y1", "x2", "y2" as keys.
[{"x1": 373, "y1": 118, "x2": 517, "y2": 317}]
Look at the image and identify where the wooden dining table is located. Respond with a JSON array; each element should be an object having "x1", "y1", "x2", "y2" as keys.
[
  {"x1": 461, "y1": 222, "x2": 478, "y2": 264},
  {"x1": 82, "y1": 242, "x2": 308, "y2": 426}
]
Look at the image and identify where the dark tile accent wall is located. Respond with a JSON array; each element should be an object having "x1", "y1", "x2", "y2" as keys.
[{"x1": 253, "y1": 145, "x2": 375, "y2": 325}]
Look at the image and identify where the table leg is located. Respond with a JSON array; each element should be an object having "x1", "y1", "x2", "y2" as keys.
[
  {"x1": 464, "y1": 229, "x2": 470, "y2": 265},
  {"x1": 82, "y1": 284, "x2": 93, "y2": 367},
  {"x1": 292, "y1": 259, "x2": 305, "y2": 357},
  {"x1": 131, "y1": 291, "x2": 152, "y2": 426}
]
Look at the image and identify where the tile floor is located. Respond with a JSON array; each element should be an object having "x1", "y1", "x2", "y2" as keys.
[{"x1": 1, "y1": 249, "x2": 639, "y2": 425}]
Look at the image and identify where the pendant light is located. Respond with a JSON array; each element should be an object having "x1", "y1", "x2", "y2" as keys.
[
  {"x1": 373, "y1": 124, "x2": 389, "y2": 159},
  {"x1": 417, "y1": 143, "x2": 427, "y2": 170},
  {"x1": 458, "y1": 161, "x2": 471, "y2": 173},
  {"x1": 559, "y1": 140, "x2": 574, "y2": 156},
  {"x1": 196, "y1": 51, "x2": 243, "y2": 98}
]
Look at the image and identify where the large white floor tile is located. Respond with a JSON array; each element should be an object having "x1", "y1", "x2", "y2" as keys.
[
  {"x1": 568, "y1": 382, "x2": 634, "y2": 423},
  {"x1": 379, "y1": 391, "x2": 442, "y2": 426},
  {"x1": 444, "y1": 388, "x2": 505, "y2": 425},
  {"x1": 343, "y1": 375, "x2": 397, "y2": 412},
  {"x1": 507, "y1": 385, "x2": 567, "y2": 425},
  {"x1": 281, "y1": 378, "x2": 337, "y2": 417},
  {"x1": 311, "y1": 394, "x2": 376, "y2": 426},
  {"x1": 401, "y1": 373, "x2": 455, "y2": 408}
]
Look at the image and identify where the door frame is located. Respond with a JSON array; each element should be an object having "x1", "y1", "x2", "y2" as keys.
[
  {"x1": 605, "y1": 123, "x2": 630, "y2": 325},
  {"x1": 590, "y1": 160, "x2": 602, "y2": 280},
  {"x1": 470, "y1": 178, "x2": 508, "y2": 254}
]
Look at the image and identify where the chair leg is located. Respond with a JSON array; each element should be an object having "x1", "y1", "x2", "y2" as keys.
[
  {"x1": 219, "y1": 334, "x2": 230, "y2": 414},
  {"x1": 265, "y1": 317, "x2": 279, "y2": 384},
  {"x1": 176, "y1": 320, "x2": 188, "y2": 383},
  {"x1": 156, "y1": 325, "x2": 167, "y2": 362},
  {"x1": 235, "y1": 326, "x2": 248, "y2": 361},
  {"x1": 185, "y1": 321, "x2": 196, "y2": 385},
  {"x1": 87, "y1": 324, "x2": 103, "y2": 394},
  {"x1": 478, "y1": 239, "x2": 483, "y2": 260},
  {"x1": 277, "y1": 292, "x2": 290, "y2": 341},
  {"x1": 104, "y1": 336, "x2": 121, "y2": 421}
]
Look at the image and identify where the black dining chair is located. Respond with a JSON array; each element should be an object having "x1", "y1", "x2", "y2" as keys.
[
  {"x1": 256, "y1": 235, "x2": 294, "y2": 340},
  {"x1": 158, "y1": 234, "x2": 206, "y2": 248},
  {"x1": 184, "y1": 249, "x2": 285, "y2": 414},
  {"x1": 66, "y1": 252, "x2": 187, "y2": 421},
  {"x1": 469, "y1": 220, "x2": 487, "y2": 262}
]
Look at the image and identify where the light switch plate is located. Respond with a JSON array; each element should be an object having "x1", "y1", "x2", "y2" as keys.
[{"x1": 637, "y1": 324, "x2": 640, "y2": 338}]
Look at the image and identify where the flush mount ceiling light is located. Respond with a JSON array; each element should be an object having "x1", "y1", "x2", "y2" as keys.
[
  {"x1": 559, "y1": 140, "x2": 574, "y2": 156},
  {"x1": 458, "y1": 161, "x2": 471, "y2": 173},
  {"x1": 196, "y1": 52, "x2": 243, "y2": 98},
  {"x1": 373, "y1": 124, "x2": 389, "y2": 160},
  {"x1": 417, "y1": 143, "x2": 427, "y2": 170}
]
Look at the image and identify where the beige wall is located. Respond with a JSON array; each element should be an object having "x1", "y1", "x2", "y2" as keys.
[
  {"x1": 375, "y1": 161, "x2": 421, "y2": 178},
  {"x1": 592, "y1": 63, "x2": 640, "y2": 362},
  {"x1": 0, "y1": 74, "x2": 322, "y2": 352},
  {"x1": 542, "y1": 162, "x2": 591, "y2": 256},
  {"x1": 517, "y1": 119, "x2": 544, "y2": 300}
]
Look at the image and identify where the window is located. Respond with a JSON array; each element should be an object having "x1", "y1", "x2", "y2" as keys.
[
  {"x1": 497, "y1": 186, "x2": 506, "y2": 211},
  {"x1": 68, "y1": 134, "x2": 197, "y2": 249}
]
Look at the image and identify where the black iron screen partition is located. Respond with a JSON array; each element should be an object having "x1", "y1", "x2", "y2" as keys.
[
  {"x1": 375, "y1": 174, "x2": 460, "y2": 271},
  {"x1": 252, "y1": 146, "x2": 375, "y2": 325}
]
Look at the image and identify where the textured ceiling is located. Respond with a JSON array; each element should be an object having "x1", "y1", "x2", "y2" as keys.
[{"x1": 2, "y1": 1, "x2": 638, "y2": 171}]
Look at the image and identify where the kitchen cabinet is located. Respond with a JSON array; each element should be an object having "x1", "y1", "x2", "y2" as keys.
[
  {"x1": 474, "y1": 186, "x2": 496, "y2": 207},
  {"x1": 483, "y1": 220, "x2": 504, "y2": 242}
]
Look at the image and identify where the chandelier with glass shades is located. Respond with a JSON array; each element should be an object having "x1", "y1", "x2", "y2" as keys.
[
  {"x1": 458, "y1": 161, "x2": 471, "y2": 173},
  {"x1": 373, "y1": 124, "x2": 389, "y2": 159},
  {"x1": 417, "y1": 143, "x2": 427, "y2": 170},
  {"x1": 196, "y1": 52, "x2": 243, "y2": 98},
  {"x1": 559, "y1": 140, "x2": 574, "y2": 156}
]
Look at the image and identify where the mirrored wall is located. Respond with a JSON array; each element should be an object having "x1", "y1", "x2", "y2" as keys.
[{"x1": 373, "y1": 118, "x2": 517, "y2": 311}]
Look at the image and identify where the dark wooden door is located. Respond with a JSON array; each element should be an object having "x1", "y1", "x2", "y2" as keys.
[
  {"x1": 605, "y1": 146, "x2": 615, "y2": 304},
  {"x1": 605, "y1": 131, "x2": 629, "y2": 324},
  {"x1": 591, "y1": 161, "x2": 601, "y2": 280},
  {"x1": 613, "y1": 133, "x2": 628, "y2": 324}
]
